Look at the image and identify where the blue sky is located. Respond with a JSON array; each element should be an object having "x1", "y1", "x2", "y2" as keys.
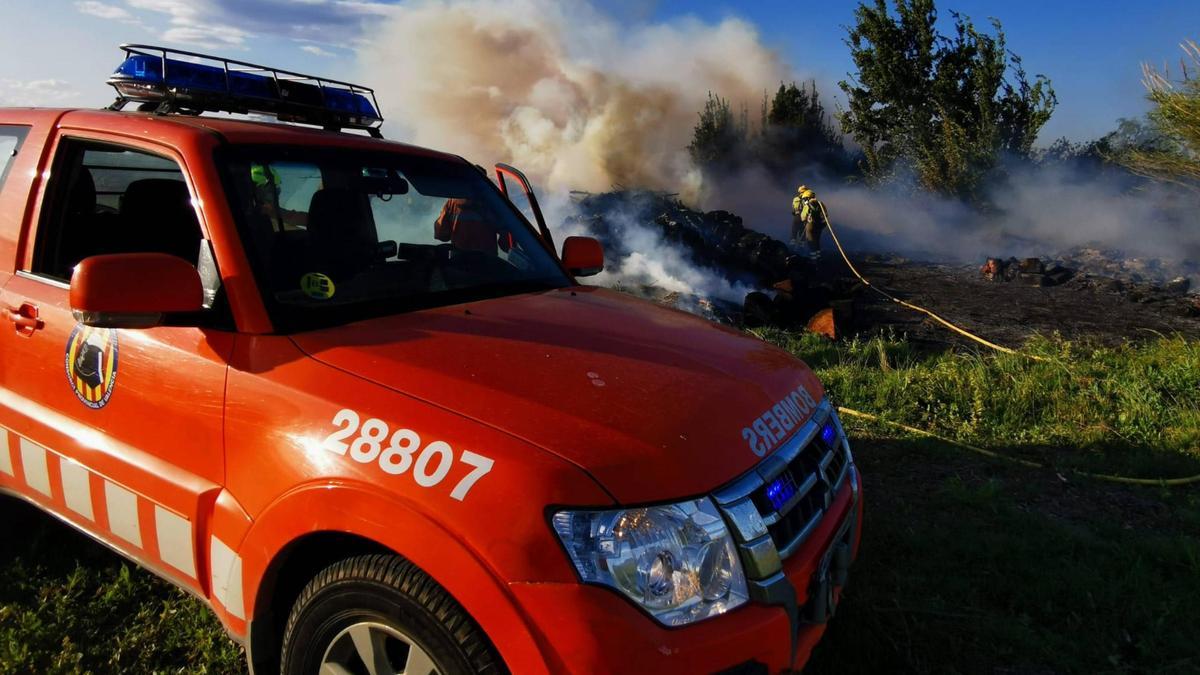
[
  {"x1": 648, "y1": 0, "x2": 1200, "y2": 141},
  {"x1": 1, "y1": 0, "x2": 1196, "y2": 143}
]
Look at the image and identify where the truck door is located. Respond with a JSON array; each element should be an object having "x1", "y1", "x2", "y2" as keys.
[
  {"x1": 495, "y1": 163, "x2": 555, "y2": 252},
  {"x1": 0, "y1": 134, "x2": 232, "y2": 593}
]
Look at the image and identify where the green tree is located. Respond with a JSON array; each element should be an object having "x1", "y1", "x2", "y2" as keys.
[
  {"x1": 760, "y1": 81, "x2": 843, "y2": 171},
  {"x1": 688, "y1": 92, "x2": 747, "y2": 167},
  {"x1": 690, "y1": 82, "x2": 848, "y2": 179},
  {"x1": 1121, "y1": 41, "x2": 1200, "y2": 190},
  {"x1": 838, "y1": 0, "x2": 1056, "y2": 201}
]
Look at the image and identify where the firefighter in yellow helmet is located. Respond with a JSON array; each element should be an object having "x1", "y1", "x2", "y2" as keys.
[
  {"x1": 790, "y1": 185, "x2": 827, "y2": 260},
  {"x1": 250, "y1": 161, "x2": 309, "y2": 230}
]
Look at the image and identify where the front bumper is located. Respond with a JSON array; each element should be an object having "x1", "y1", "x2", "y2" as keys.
[{"x1": 510, "y1": 465, "x2": 863, "y2": 674}]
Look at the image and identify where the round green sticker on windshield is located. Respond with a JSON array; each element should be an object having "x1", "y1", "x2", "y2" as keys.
[{"x1": 300, "y1": 272, "x2": 335, "y2": 300}]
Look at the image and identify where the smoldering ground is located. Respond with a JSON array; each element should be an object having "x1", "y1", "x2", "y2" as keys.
[
  {"x1": 357, "y1": 0, "x2": 1200, "y2": 297},
  {"x1": 702, "y1": 163, "x2": 1200, "y2": 274}
]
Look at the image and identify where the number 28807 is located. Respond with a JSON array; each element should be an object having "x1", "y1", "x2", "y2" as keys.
[{"x1": 321, "y1": 409, "x2": 494, "y2": 502}]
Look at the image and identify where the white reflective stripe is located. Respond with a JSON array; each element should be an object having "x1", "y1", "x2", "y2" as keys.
[
  {"x1": 60, "y1": 458, "x2": 94, "y2": 521},
  {"x1": 210, "y1": 535, "x2": 245, "y2": 620},
  {"x1": 225, "y1": 553, "x2": 244, "y2": 620},
  {"x1": 0, "y1": 419, "x2": 208, "y2": 590},
  {"x1": 104, "y1": 480, "x2": 141, "y2": 547},
  {"x1": 19, "y1": 438, "x2": 51, "y2": 497},
  {"x1": 154, "y1": 505, "x2": 196, "y2": 578},
  {"x1": 0, "y1": 431, "x2": 12, "y2": 476}
]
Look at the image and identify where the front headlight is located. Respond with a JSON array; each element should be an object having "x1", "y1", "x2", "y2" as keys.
[{"x1": 551, "y1": 497, "x2": 749, "y2": 626}]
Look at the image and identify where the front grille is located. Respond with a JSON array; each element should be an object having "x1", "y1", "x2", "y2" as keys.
[
  {"x1": 749, "y1": 413, "x2": 850, "y2": 559},
  {"x1": 713, "y1": 400, "x2": 855, "y2": 581}
]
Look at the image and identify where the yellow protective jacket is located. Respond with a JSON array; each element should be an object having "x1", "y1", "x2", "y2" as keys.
[{"x1": 792, "y1": 195, "x2": 811, "y2": 221}]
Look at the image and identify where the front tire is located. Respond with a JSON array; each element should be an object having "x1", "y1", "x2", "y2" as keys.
[{"x1": 279, "y1": 554, "x2": 504, "y2": 675}]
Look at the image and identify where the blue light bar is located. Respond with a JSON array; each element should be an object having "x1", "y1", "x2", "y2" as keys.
[{"x1": 107, "y1": 44, "x2": 383, "y2": 134}]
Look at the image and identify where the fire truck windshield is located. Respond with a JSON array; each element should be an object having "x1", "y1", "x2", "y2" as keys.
[{"x1": 220, "y1": 146, "x2": 570, "y2": 332}]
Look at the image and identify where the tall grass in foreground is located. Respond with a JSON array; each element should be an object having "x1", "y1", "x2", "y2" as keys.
[{"x1": 755, "y1": 330, "x2": 1200, "y2": 478}]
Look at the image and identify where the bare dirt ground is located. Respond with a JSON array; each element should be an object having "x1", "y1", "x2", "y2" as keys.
[{"x1": 841, "y1": 256, "x2": 1200, "y2": 349}]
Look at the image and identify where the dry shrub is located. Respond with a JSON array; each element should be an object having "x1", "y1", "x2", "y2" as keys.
[{"x1": 1123, "y1": 40, "x2": 1200, "y2": 190}]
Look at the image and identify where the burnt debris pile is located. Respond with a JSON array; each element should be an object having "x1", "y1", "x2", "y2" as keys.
[
  {"x1": 561, "y1": 191, "x2": 1200, "y2": 344},
  {"x1": 980, "y1": 249, "x2": 1198, "y2": 314},
  {"x1": 566, "y1": 190, "x2": 851, "y2": 335},
  {"x1": 568, "y1": 190, "x2": 791, "y2": 286},
  {"x1": 980, "y1": 257, "x2": 1075, "y2": 286},
  {"x1": 1059, "y1": 246, "x2": 1197, "y2": 294}
]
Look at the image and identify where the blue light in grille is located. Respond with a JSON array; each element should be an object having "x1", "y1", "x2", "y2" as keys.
[
  {"x1": 765, "y1": 473, "x2": 798, "y2": 511},
  {"x1": 821, "y1": 422, "x2": 837, "y2": 446}
]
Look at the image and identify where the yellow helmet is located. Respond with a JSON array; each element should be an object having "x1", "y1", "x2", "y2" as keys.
[
  {"x1": 800, "y1": 188, "x2": 815, "y2": 200},
  {"x1": 796, "y1": 184, "x2": 808, "y2": 194}
]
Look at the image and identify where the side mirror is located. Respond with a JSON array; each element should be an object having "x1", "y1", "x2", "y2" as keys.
[
  {"x1": 70, "y1": 253, "x2": 204, "y2": 328},
  {"x1": 561, "y1": 236, "x2": 604, "y2": 277}
]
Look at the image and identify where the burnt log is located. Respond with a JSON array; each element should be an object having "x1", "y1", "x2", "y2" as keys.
[{"x1": 743, "y1": 291, "x2": 774, "y2": 328}]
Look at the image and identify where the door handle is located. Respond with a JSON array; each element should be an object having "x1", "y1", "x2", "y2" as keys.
[{"x1": 8, "y1": 302, "x2": 44, "y2": 337}]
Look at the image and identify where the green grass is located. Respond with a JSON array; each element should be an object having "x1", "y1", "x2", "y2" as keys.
[
  {"x1": 0, "y1": 501, "x2": 244, "y2": 674},
  {"x1": 755, "y1": 329, "x2": 1200, "y2": 480},
  {"x1": 0, "y1": 332, "x2": 1197, "y2": 673},
  {"x1": 769, "y1": 331, "x2": 1200, "y2": 674},
  {"x1": 806, "y1": 433, "x2": 1200, "y2": 674}
]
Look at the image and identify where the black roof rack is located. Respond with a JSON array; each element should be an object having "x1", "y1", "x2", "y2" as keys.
[{"x1": 106, "y1": 43, "x2": 385, "y2": 137}]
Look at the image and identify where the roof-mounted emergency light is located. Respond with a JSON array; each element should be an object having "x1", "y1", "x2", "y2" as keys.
[{"x1": 106, "y1": 44, "x2": 384, "y2": 137}]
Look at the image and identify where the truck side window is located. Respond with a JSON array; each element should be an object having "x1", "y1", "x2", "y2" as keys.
[
  {"x1": 34, "y1": 139, "x2": 203, "y2": 281},
  {"x1": 0, "y1": 125, "x2": 29, "y2": 189}
]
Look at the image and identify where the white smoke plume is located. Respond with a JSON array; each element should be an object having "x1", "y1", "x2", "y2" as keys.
[
  {"x1": 357, "y1": 0, "x2": 798, "y2": 296},
  {"x1": 550, "y1": 193, "x2": 758, "y2": 304},
  {"x1": 357, "y1": 0, "x2": 1200, "y2": 296},
  {"x1": 355, "y1": 0, "x2": 787, "y2": 196},
  {"x1": 701, "y1": 164, "x2": 1200, "y2": 282},
  {"x1": 358, "y1": 0, "x2": 790, "y2": 199}
]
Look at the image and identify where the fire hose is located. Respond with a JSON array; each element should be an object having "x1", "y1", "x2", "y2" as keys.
[
  {"x1": 836, "y1": 406, "x2": 1200, "y2": 487},
  {"x1": 816, "y1": 203, "x2": 1200, "y2": 487},
  {"x1": 817, "y1": 202, "x2": 1043, "y2": 360}
]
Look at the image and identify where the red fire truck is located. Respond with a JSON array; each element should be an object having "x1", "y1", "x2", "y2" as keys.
[{"x1": 0, "y1": 45, "x2": 861, "y2": 674}]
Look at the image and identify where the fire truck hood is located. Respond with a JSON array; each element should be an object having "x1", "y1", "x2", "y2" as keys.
[{"x1": 291, "y1": 286, "x2": 825, "y2": 504}]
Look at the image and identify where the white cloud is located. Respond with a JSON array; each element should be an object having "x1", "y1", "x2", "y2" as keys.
[
  {"x1": 0, "y1": 79, "x2": 79, "y2": 106},
  {"x1": 127, "y1": 0, "x2": 251, "y2": 48},
  {"x1": 301, "y1": 44, "x2": 337, "y2": 57},
  {"x1": 333, "y1": 1, "x2": 395, "y2": 16},
  {"x1": 162, "y1": 24, "x2": 251, "y2": 48},
  {"x1": 125, "y1": 0, "x2": 198, "y2": 18},
  {"x1": 75, "y1": 1, "x2": 132, "y2": 21},
  {"x1": 69, "y1": 0, "x2": 399, "y2": 51}
]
